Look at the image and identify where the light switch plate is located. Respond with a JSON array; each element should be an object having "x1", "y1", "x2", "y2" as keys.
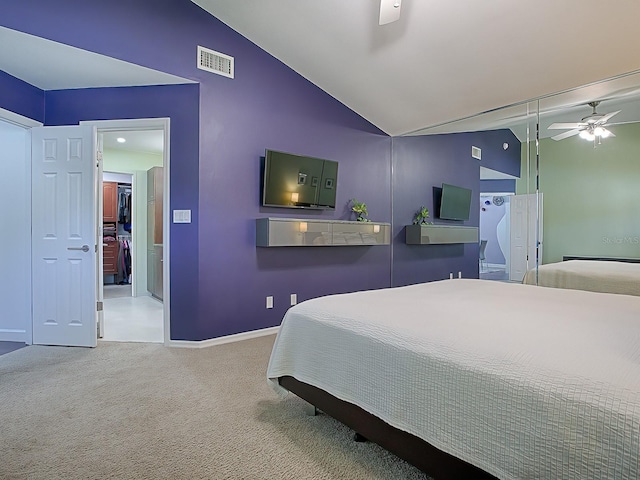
[{"x1": 173, "y1": 209, "x2": 191, "y2": 223}]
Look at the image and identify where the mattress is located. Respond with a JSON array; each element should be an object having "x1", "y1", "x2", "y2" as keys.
[
  {"x1": 523, "y1": 259, "x2": 640, "y2": 296},
  {"x1": 267, "y1": 279, "x2": 640, "y2": 479}
]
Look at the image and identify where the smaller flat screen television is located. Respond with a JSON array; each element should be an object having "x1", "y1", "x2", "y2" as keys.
[
  {"x1": 262, "y1": 149, "x2": 338, "y2": 210},
  {"x1": 439, "y1": 183, "x2": 472, "y2": 221}
]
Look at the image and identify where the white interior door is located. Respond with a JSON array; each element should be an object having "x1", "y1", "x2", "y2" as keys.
[
  {"x1": 32, "y1": 125, "x2": 98, "y2": 347},
  {"x1": 509, "y1": 193, "x2": 543, "y2": 282}
]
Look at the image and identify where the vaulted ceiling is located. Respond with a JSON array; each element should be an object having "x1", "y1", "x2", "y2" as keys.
[{"x1": 191, "y1": 1, "x2": 640, "y2": 136}]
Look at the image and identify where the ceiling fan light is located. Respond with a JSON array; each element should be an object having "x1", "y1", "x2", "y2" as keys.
[
  {"x1": 593, "y1": 126, "x2": 605, "y2": 137},
  {"x1": 600, "y1": 128, "x2": 611, "y2": 138},
  {"x1": 579, "y1": 130, "x2": 590, "y2": 140},
  {"x1": 584, "y1": 132, "x2": 595, "y2": 142}
]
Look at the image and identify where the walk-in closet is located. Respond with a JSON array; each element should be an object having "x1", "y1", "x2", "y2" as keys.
[
  {"x1": 103, "y1": 179, "x2": 133, "y2": 291},
  {"x1": 100, "y1": 128, "x2": 165, "y2": 344}
]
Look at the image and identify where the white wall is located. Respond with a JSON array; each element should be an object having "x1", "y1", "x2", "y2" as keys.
[
  {"x1": 0, "y1": 121, "x2": 30, "y2": 341},
  {"x1": 479, "y1": 195, "x2": 507, "y2": 265}
]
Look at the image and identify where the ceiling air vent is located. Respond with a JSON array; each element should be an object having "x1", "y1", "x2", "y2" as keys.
[
  {"x1": 197, "y1": 46, "x2": 234, "y2": 79},
  {"x1": 471, "y1": 146, "x2": 482, "y2": 160}
]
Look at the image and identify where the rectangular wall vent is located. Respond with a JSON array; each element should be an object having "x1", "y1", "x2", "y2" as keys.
[
  {"x1": 471, "y1": 146, "x2": 482, "y2": 160},
  {"x1": 197, "y1": 46, "x2": 234, "y2": 79}
]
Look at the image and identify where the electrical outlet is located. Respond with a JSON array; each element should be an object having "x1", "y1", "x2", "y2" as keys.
[
  {"x1": 290, "y1": 294, "x2": 297, "y2": 306},
  {"x1": 458, "y1": 271, "x2": 462, "y2": 278},
  {"x1": 266, "y1": 296, "x2": 273, "y2": 309},
  {"x1": 449, "y1": 272, "x2": 453, "y2": 280}
]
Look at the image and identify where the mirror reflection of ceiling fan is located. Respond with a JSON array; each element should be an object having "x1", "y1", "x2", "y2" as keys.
[
  {"x1": 379, "y1": 0, "x2": 402, "y2": 25},
  {"x1": 548, "y1": 101, "x2": 620, "y2": 142}
]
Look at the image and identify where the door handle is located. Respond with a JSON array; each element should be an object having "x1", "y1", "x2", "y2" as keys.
[{"x1": 68, "y1": 245, "x2": 90, "y2": 252}]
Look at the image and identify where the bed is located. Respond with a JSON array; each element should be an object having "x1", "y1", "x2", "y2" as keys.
[
  {"x1": 267, "y1": 279, "x2": 640, "y2": 479},
  {"x1": 522, "y1": 259, "x2": 640, "y2": 296}
]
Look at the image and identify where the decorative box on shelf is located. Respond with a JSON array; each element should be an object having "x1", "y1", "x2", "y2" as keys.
[
  {"x1": 256, "y1": 217, "x2": 391, "y2": 247},
  {"x1": 405, "y1": 224, "x2": 478, "y2": 245}
]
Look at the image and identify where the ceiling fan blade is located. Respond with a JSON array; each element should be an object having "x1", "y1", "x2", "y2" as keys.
[
  {"x1": 379, "y1": 0, "x2": 402, "y2": 25},
  {"x1": 598, "y1": 110, "x2": 621, "y2": 124},
  {"x1": 551, "y1": 129, "x2": 581, "y2": 141},
  {"x1": 548, "y1": 122, "x2": 583, "y2": 130}
]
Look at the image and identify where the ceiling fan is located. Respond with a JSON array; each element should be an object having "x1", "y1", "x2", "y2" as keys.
[
  {"x1": 548, "y1": 101, "x2": 620, "y2": 142},
  {"x1": 379, "y1": 0, "x2": 402, "y2": 25}
]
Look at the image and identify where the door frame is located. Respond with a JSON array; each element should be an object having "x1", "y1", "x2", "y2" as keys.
[
  {"x1": 0, "y1": 108, "x2": 42, "y2": 344},
  {"x1": 81, "y1": 118, "x2": 171, "y2": 345}
]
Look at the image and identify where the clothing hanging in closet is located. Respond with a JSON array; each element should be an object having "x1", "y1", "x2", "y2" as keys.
[
  {"x1": 117, "y1": 237, "x2": 132, "y2": 284},
  {"x1": 118, "y1": 188, "x2": 132, "y2": 231}
]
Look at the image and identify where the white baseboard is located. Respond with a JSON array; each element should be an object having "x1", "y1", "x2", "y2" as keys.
[
  {"x1": 0, "y1": 329, "x2": 27, "y2": 343},
  {"x1": 168, "y1": 326, "x2": 280, "y2": 348},
  {"x1": 487, "y1": 263, "x2": 506, "y2": 269}
]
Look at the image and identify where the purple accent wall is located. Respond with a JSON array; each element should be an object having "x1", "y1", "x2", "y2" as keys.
[
  {"x1": 0, "y1": 70, "x2": 44, "y2": 122},
  {"x1": 481, "y1": 179, "x2": 516, "y2": 193},
  {"x1": 392, "y1": 130, "x2": 520, "y2": 286},
  {"x1": 2, "y1": 2, "x2": 521, "y2": 341},
  {"x1": 44, "y1": 84, "x2": 200, "y2": 340}
]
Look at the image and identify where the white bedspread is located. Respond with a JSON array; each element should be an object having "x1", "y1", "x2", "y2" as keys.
[
  {"x1": 267, "y1": 279, "x2": 640, "y2": 479},
  {"x1": 523, "y1": 259, "x2": 640, "y2": 296}
]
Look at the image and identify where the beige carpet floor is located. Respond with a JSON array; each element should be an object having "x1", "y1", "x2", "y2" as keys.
[{"x1": 0, "y1": 335, "x2": 427, "y2": 479}]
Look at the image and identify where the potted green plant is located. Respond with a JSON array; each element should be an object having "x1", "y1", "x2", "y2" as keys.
[
  {"x1": 350, "y1": 198, "x2": 370, "y2": 222},
  {"x1": 412, "y1": 206, "x2": 432, "y2": 225}
]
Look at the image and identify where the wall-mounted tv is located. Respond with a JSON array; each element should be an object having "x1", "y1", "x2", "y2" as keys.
[
  {"x1": 439, "y1": 183, "x2": 472, "y2": 221},
  {"x1": 262, "y1": 149, "x2": 338, "y2": 210}
]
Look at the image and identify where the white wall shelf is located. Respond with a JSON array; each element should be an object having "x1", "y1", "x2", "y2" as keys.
[
  {"x1": 256, "y1": 217, "x2": 390, "y2": 247},
  {"x1": 405, "y1": 224, "x2": 478, "y2": 245}
]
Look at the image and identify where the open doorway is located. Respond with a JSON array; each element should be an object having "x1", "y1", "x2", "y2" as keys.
[
  {"x1": 479, "y1": 193, "x2": 511, "y2": 281},
  {"x1": 99, "y1": 128, "x2": 166, "y2": 343},
  {"x1": 479, "y1": 166, "x2": 516, "y2": 282}
]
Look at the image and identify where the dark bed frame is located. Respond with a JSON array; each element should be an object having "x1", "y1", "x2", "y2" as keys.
[
  {"x1": 279, "y1": 376, "x2": 497, "y2": 480},
  {"x1": 562, "y1": 255, "x2": 640, "y2": 263}
]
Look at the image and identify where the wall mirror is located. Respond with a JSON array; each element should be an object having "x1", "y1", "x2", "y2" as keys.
[{"x1": 413, "y1": 69, "x2": 640, "y2": 285}]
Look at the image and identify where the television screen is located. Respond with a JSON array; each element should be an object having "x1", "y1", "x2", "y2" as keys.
[
  {"x1": 439, "y1": 183, "x2": 472, "y2": 221},
  {"x1": 262, "y1": 149, "x2": 338, "y2": 210}
]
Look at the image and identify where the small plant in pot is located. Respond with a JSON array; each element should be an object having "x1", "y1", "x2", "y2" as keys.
[
  {"x1": 350, "y1": 198, "x2": 370, "y2": 222},
  {"x1": 412, "y1": 206, "x2": 432, "y2": 225}
]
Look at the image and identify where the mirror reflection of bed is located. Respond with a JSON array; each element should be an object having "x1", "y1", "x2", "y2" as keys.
[{"x1": 523, "y1": 257, "x2": 640, "y2": 296}]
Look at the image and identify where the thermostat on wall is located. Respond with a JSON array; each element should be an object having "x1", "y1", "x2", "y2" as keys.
[{"x1": 173, "y1": 209, "x2": 191, "y2": 223}]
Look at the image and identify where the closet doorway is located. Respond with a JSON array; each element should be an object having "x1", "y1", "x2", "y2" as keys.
[{"x1": 100, "y1": 129, "x2": 165, "y2": 343}]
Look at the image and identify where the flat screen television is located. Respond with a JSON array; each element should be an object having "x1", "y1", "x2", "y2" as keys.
[
  {"x1": 439, "y1": 183, "x2": 472, "y2": 221},
  {"x1": 262, "y1": 149, "x2": 338, "y2": 210}
]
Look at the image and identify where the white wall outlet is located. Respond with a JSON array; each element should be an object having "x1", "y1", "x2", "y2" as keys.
[
  {"x1": 290, "y1": 294, "x2": 297, "y2": 306},
  {"x1": 458, "y1": 271, "x2": 462, "y2": 278},
  {"x1": 449, "y1": 272, "x2": 454, "y2": 280},
  {"x1": 266, "y1": 296, "x2": 273, "y2": 309}
]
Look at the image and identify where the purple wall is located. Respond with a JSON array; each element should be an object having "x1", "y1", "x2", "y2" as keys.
[
  {"x1": 2, "y1": 2, "x2": 520, "y2": 341},
  {"x1": 481, "y1": 179, "x2": 516, "y2": 193},
  {"x1": 0, "y1": 70, "x2": 44, "y2": 122},
  {"x1": 392, "y1": 130, "x2": 519, "y2": 286},
  {"x1": 44, "y1": 84, "x2": 201, "y2": 340}
]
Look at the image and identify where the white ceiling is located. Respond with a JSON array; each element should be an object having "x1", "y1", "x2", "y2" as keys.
[
  {"x1": 0, "y1": 27, "x2": 193, "y2": 90},
  {"x1": 102, "y1": 130, "x2": 164, "y2": 156},
  {"x1": 3, "y1": 5, "x2": 640, "y2": 144},
  {"x1": 191, "y1": 0, "x2": 640, "y2": 136}
]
